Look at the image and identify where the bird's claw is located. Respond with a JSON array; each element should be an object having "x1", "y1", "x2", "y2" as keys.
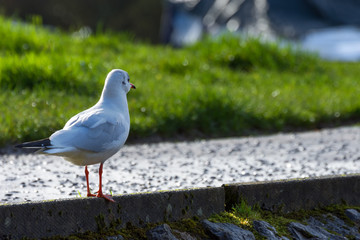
[
  {"x1": 87, "y1": 190, "x2": 114, "y2": 202},
  {"x1": 96, "y1": 192, "x2": 115, "y2": 202}
]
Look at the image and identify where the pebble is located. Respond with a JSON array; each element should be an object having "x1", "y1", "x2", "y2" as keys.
[
  {"x1": 146, "y1": 224, "x2": 179, "y2": 240},
  {"x1": 201, "y1": 219, "x2": 255, "y2": 240},
  {"x1": 288, "y1": 222, "x2": 346, "y2": 240},
  {"x1": 345, "y1": 209, "x2": 360, "y2": 223},
  {"x1": 1, "y1": 126, "x2": 360, "y2": 203},
  {"x1": 307, "y1": 214, "x2": 360, "y2": 238},
  {"x1": 107, "y1": 235, "x2": 124, "y2": 240},
  {"x1": 253, "y1": 220, "x2": 282, "y2": 240}
]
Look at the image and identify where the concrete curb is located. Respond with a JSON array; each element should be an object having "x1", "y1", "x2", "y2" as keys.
[
  {"x1": 224, "y1": 174, "x2": 360, "y2": 213},
  {"x1": 1, "y1": 174, "x2": 360, "y2": 239},
  {"x1": 1, "y1": 187, "x2": 224, "y2": 239}
]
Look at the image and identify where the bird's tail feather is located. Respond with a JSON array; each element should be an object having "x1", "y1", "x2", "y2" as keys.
[{"x1": 15, "y1": 138, "x2": 51, "y2": 150}]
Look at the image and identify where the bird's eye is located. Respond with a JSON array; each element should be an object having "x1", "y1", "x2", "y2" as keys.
[{"x1": 127, "y1": 78, "x2": 130, "y2": 83}]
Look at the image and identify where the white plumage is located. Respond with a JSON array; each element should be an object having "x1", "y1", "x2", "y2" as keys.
[{"x1": 16, "y1": 69, "x2": 136, "y2": 202}]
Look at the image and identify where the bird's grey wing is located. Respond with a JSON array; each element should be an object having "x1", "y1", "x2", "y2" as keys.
[
  {"x1": 50, "y1": 113, "x2": 127, "y2": 152},
  {"x1": 64, "y1": 108, "x2": 105, "y2": 129}
]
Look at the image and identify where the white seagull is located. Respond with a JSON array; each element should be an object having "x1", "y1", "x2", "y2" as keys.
[{"x1": 16, "y1": 69, "x2": 136, "y2": 202}]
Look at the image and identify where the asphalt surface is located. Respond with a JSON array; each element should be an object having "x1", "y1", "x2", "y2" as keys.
[{"x1": 1, "y1": 126, "x2": 360, "y2": 203}]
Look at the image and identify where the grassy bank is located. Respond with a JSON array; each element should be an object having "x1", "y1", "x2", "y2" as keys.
[{"x1": 1, "y1": 15, "x2": 360, "y2": 146}]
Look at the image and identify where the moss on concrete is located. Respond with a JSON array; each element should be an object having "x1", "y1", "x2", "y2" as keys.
[
  {"x1": 211, "y1": 200, "x2": 360, "y2": 239},
  {"x1": 43, "y1": 201, "x2": 360, "y2": 239}
]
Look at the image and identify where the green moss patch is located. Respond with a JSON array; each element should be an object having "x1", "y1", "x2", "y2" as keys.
[{"x1": 43, "y1": 201, "x2": 360, "y2": 239}]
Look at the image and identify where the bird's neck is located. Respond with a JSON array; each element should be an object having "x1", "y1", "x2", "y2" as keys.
[{"x1": 99, "y1": 92, "x2": 129, "y2": 117}]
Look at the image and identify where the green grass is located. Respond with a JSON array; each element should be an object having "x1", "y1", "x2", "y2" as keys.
[
  {"x1": 208, "y1": 201, "x2": 360, "y2": 238},
  {"x1": 1, "y1": 15, "x2": 360, "y2": 146}
]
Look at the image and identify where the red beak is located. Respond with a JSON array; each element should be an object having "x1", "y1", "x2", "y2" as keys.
[{"x1": 130, "y1": 83, "x2": 136, "y2": 89}]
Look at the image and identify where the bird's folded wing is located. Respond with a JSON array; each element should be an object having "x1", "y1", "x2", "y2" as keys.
[
  {"x1": 50, "y1": 112, "x2": 127, "y2": 153},
  {"x1": 64, "y1": 108, "x2": 108, "y2": 129}
]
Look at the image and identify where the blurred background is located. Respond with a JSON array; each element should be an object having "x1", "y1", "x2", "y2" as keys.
[
  {"x1": 1, "y1": 0, "x2": 360, "y2": 147},
  {"x1": 1, "y1": 0, "x2": 360, "y2": 60},
  {"x1": 0, "y1": 0, "x2": 162, "y2": 42}
]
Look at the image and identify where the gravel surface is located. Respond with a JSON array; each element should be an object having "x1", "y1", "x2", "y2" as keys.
[{"x1": 1, "y1": 126, "x2": 360, "y2": 203}]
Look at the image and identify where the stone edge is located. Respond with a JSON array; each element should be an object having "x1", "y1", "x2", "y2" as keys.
[
  {"x1": 224, "y1": 174, "x2": 360, "y2": 212},
  {"x1": 1, "y1": 174, "x2": 360, "y2": 239}
]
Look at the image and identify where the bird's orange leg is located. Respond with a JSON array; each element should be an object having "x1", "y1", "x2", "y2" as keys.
[
  {"x1": 85, "y1": 166, "x2": 96, "y2": 197},
  {"x1": 96, "y1": 163, "x2": 115, "y2": 202}
]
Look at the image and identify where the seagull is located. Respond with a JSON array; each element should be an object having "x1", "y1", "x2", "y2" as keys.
[{"x1": 16, "y1": 69, "x2": 135, "y2": 202}]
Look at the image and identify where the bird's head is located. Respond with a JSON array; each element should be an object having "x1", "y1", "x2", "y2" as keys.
[{"x1": 102, "y1": 69, "x2": 136, "y2": 99}]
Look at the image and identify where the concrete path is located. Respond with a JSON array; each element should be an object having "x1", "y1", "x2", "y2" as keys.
[{"x1": 1, "y1": 126, "x2": 360, "y2": 203}]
